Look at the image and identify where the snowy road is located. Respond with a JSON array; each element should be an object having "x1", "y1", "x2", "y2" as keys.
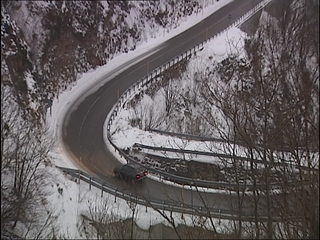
[{"x1": 61, "y1": 0, "x2": 264, "y2": 212}]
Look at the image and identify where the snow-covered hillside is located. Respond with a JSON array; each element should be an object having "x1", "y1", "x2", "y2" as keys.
[
  {"x1": 1, "y1": 0, "x2": 217, "y2": 123},
  {"x1": 1, "y1": 0, "x2": 319, "y2": 239},
  {"x1": 2, "y1": 1, "x2": 233, "y2": 239}
]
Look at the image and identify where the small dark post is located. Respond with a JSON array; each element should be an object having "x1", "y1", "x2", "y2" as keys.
[
  {"x1": 162, "y1": 201, "x2": 165, "y2": 214},
  {"x1": 101, "y1": 184, "x2": 103, "y2": 197}
]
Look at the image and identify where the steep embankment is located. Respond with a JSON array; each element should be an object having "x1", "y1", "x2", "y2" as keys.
[{"x1": 1, "y1": 0, "x2": 210, "y2": 123}]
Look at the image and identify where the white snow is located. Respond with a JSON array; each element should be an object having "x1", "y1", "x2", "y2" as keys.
[
  {"x1": 104, "y1": 27, "x2": 250, "y2": 165},
  {"x1": 2, "y1": 0, "x2": 317, "y2": 238},
  {"x1": 42, "y1": 0, "x2": 263, "y2": 238}
]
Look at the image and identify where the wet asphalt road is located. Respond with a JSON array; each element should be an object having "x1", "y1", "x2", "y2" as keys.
[{"x1": 62, "y1": 0, "x2": 264, "y2": 211}]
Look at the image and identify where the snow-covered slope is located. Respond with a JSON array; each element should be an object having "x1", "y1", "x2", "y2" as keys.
[
  {"x1": 2, "y1": 0, "x2": 215, "y2": 124},
  {"x1": 1, "y1": 1, "x2": 229, "y2": 239}
]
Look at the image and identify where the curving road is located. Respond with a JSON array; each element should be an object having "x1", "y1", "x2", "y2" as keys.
[{"x1": 62, "y1": 0, "x2": 264, "y2": 212}]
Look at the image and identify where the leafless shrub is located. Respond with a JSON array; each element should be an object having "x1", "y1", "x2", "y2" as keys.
[{"x1": 1, "y1": 84, "x2": 55, "y2": 238}]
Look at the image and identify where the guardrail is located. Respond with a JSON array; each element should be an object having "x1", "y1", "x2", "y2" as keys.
[
  {"x1": 105, "y1": 0, "x2": 276, "y2": 189},
  {"x1": 58, "y1": 166, "x2": 287, "y2": 222},
  {"x1": 97, "y1": 143, "x2": 303, "y2": 190},
  {"x1": 133, "y1": 142, "x2": 264, "y2": 163},
  {"x1": 133, "y1": 143, "x2": 316, "y2": 170},
  {"x1": 149, "y1": 128, "x2": 232, "y2": 142},
  {"x1": 146, "y1": 129, "x2": 319, "y2": 172},
  {"x1": 106, "y1": 0, "x2": 271, "y2": 126}
]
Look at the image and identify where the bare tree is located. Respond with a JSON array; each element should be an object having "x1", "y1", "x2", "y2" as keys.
[
  {"x1": 161, "y1": 78, "x2": 179, "y2": 116},
  {"x1": 1, "y1": 84, "x2": 55, "y2": 238},
  {"x1": 129, "y1": 96, "x2": 165, "y2": 131},
  {"x1": 193, "y1": 1, "x2": 319, "y2": 238},
  {"x1": 79, "y1": 193, "x2": 142, "y2": 239},
  {"x1": 244, "y1": 2, "x2": 319, "y2": 238}
]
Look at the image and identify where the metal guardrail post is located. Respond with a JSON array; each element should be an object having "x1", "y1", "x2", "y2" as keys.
[
  {"x1": 89, "y1": 177, "x2": 91, "y2": 190},
  {"x1": 58, "y1": 166, "x2": 287, "y2": 221},
  {"x1": 181, "y1": 203, "x2": 184, "y2": 220},
  {"x1": 162, "y1": 201, "x2": 165, "y2": 214},
  {"x1": 101, "y1": 183, "x2": 103, "y2": 197}
]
